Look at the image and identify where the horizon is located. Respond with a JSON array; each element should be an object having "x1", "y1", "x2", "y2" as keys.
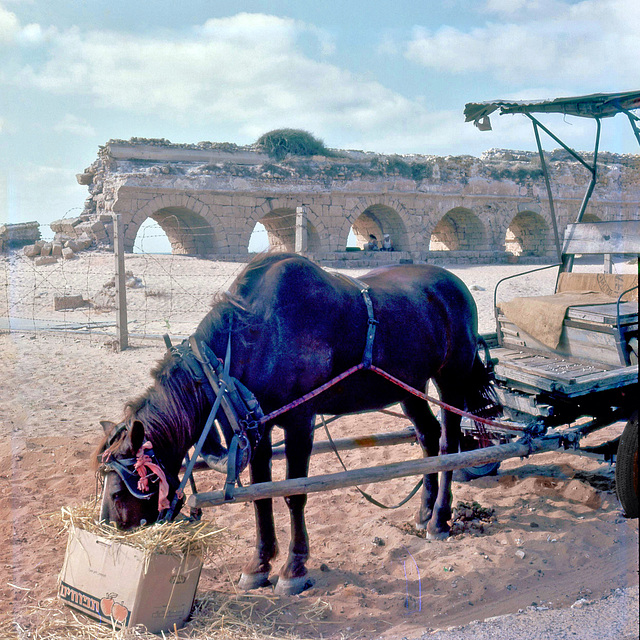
[{"x1": 1, "y1": 1, "x2": 639, "y2": 238}]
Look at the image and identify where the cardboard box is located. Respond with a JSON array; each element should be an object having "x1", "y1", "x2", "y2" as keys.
[{"x1": 58, "y1": 527, "x2": 203, "y2": 633}]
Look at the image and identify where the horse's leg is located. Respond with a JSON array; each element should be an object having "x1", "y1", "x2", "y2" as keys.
[
  {"x1": 275, "y1": 415, "x2": 315, "y2": 595},
  {"x1": 426, "y1": 382, "x2": 463, "y2": 539},
  {"x1": 239, "y1": 429, "x2": 279, "y2": 590},
  {"x1": 402, "y1": 396, "x2": 441, "y2": 531}
]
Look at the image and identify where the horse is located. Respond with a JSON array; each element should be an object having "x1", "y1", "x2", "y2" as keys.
[{"x1": 95, "y1": 252, "x2": 499, "y2": 595}]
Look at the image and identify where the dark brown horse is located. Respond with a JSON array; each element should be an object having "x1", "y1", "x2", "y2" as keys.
[{"x1": 96, "y1": 253, "x2": 498, "y2": 595}]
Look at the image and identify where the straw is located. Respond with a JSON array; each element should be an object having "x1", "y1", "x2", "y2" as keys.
[{"x1": 57, "y1": 503, "x2": 224, "y2": 559}]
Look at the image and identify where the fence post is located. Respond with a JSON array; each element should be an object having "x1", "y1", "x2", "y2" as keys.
[
  {"x1": 295, "y1": 206, "x2": 308, "y2": 253},
  {"x1": 113, "y1": 214, "x2": 129, "y2": 351}
]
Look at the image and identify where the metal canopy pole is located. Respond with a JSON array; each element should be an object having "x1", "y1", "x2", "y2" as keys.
[
  {"x1": 530, "y1": 117, "x2": 562, "y2": 262},
  {"x1": 526, "y1": 114, "x2": 602, "y2": 273},
  {"x1": 623, "y1": 110, "x2": 640, "y2": 147}
]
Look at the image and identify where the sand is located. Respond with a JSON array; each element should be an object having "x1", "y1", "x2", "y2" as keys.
[{"x1": 0, "y1": 250, "x2": 638, "y2": 639}]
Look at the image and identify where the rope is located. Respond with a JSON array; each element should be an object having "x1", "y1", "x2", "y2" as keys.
[
  {"x1": 321, "y1": 415, "x2": 423, "y2": 510},
  {"x1": 259, "y1": 363, "x2": 524, "y2": 435}
]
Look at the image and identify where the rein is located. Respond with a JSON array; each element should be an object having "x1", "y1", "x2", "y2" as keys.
[{"x1": 108, "y1": 275, "x2": 517, "y2": 519}]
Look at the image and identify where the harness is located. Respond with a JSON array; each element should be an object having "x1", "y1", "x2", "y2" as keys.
[
  {"x1": 101, "y1": 427, "x2": 178, "y2": 510},
  {"x1": 333, "y1": 273, "x2": 378, "y2": 368},
  {"x1": 102, "y1": 274, "x2": 509, "y2": 521},
  {"x1": 161, "y1": 331, "x2": 265, "y2": 518}
]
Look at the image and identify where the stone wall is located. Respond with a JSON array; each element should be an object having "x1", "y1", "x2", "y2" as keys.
[
  {"x1": 59, "y1": 139, "x2": 640, "y2": 265},
  {"x1": 0, "y1": 222, "x2": 40, "y2": 253}
]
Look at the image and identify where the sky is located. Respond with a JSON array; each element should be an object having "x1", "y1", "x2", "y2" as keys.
[{"x1": 1, "y1": 0, "x2": 639, "y2": 234}]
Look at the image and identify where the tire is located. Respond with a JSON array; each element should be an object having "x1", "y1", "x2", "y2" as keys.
[
  {"x1": 615, "y1": 411, "x2": 638, "y2": 519},
  {"x1": 454, "y1": 433, "x2": 501, "y2": 482}
]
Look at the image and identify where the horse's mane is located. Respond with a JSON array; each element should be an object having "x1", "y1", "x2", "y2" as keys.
[
  {"x1": 125, "y1": 355, "x2": 210, "y2": 464},
  {"x1": 96, "y1": 253, "x2": 313, "y2": 467},
  {"x1": 199, "y1": 252, "x2": 307, "y2": 340}
]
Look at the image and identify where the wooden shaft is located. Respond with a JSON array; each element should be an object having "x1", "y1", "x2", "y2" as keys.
[
  {"x1": 272, "y1": 429, "x2": 417, "y2": 460},
  {"x1": 187, "y1": 436, "x2": 561, "y2": 508},
  {"x1": 182, "y1": 429, "x2": 417, "y2": 474}
]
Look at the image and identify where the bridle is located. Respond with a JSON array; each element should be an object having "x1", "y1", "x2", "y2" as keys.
[{"x1": 99, "y1": 325, "x2": 266, "y2": 523}]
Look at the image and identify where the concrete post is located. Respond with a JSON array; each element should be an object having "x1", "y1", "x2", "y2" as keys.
[
  {"x1": 113, "y1": 214, "x2": 129, "y2": 351},
  {"x1": 295, "y1": 206, "x2": 308, "y2": 253}
]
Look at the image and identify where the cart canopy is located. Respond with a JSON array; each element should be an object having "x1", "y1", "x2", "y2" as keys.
[{"x1": 465, "y1": 90, "x2": 640, "y2": 130}]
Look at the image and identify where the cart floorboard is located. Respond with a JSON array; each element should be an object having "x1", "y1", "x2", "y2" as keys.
[{"x1": 492, "y1": 346, "x2": 637, "y2": 397}]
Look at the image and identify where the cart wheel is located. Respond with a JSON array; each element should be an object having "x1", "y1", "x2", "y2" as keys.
[
  {"x1": 454, "y1": 433, "x2": 501, "y2": 482},
  {"x1": 615, "y1": 411, "x2": 638, "y2": 519}
]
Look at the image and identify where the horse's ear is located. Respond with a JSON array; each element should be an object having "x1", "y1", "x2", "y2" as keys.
[
  {"x1": 129, "y1": 420, "x2": 145, "y2": 453},
  {"x1": 100, "y1": 420, "x2": 117, "y2": 434}
]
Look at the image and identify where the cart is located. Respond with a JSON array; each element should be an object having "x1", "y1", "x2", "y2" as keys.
[
  {"x1": 186, "y1": 92, "x2": 639, "y2": 520},
  {"x1": 464, "y1": 91, "x2": 639, "y2": 516}
]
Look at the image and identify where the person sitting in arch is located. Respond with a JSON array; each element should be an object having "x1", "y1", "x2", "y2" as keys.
[
  {"x1": 365, "y1": 234, "x2": 379, "y2": 251},
  {"x1": 381, "y1": 233, "x2": 393, "y2": 251}
]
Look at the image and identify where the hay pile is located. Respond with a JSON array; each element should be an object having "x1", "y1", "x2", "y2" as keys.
[
  {"x1": 59, "y1": 503, "x2": 223, "y2": 559},
  {"x1": 7, "y1": 592, "x2": 331, "y2": 640},
  {"x1": 3, "y1": 504, "x2": 329, "y2": 640}
]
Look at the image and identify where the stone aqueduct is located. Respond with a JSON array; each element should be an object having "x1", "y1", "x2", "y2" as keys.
[{"x1": 65, "y1": 140, "x2": 640, "y2": 265}]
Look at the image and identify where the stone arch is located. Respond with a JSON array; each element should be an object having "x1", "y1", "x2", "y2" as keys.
[
  {"x1": 505, "y1": 210, "x2": 550, "y2": 256},
  {"x1": 124, "y1": 194, "x2": 216, "y2": 255},
  {"x1": 258, "y1": 207, "x2": 296, "y2": 251},
  {"x1": 429, "y1": 207, "x2": 485, "y2": 251},
  {"x1": 250, "y1": 207, "x2": 322, "y2": 253},
  {"x1": 349, "y1": 203, "x2": 410, "y2": 251}
]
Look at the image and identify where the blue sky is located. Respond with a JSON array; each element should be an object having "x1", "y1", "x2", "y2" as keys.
[{"x1": 1, "y1": 0, "x2": 639, "y2": 230}]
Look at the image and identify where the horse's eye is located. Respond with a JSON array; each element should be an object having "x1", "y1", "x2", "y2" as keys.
[{"x1": 111, "y1": 491, "x2": 124, "y2": 502}]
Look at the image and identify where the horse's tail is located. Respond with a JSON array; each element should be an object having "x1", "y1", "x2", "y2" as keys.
[{"x1": 464, "y1": 337, "x2": 502, "y2": 419}]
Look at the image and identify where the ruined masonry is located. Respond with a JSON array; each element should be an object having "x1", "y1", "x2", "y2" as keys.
[{"x1": 55, "y1": 139, "x2": 640, "y2": 266}]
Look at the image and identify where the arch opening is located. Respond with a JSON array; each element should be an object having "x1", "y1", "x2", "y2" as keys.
[
  {"x1": 251, "y1": 208, "x2": 320, "y2": 253},
  {"x1": 505, "y1": 210, "x2": 549, "y2": 256},
  {"x1": 350, "y1": 204, "x2": 408, "y2": 251},
  {"x1": 134, "y1": 217, "x2": 172, "y2": 254},
  {"x1": 137, "y1": 207, "x2": 215, "y2": 256},
  {"x1": 430, "y1": 208, "x2": 485, "y2": 251}
]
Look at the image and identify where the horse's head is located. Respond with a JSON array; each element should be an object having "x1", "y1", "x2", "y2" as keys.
[{"x1": 95, "y1": 419, "x2": 170, "y2": 530}]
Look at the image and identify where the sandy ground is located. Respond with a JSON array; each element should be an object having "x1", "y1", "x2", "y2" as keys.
[{"x1": 0, "y1": 251, "x2": 638, "y2": 639}]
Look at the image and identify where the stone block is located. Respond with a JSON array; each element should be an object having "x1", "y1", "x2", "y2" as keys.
[
  {"x1": 76, "y1": 172, "x2": 93, "y2": 185},
  {"x1": 51, "y1": 243, "x2": 63, "y2": 257},
  {"x1": 34, "y1": 256, "x2": 58, "y2": 266},
  {"x1": 62, "y1": 247, "x2": 75, "y2": 260},
  {"x1": 23, "y1": 244, "x2": 40, "y2": 258},
  {"x1": 77, "y1": 233, "x2": 94, "y2": 250},
  {"x1": 40, "y1": 243, "x2": 52, "y2": 256},
  {"x1": 89, "y1": 219, "x2": 105, "y2": 233},
  {"x1": 54, "y1": 294, "x2": 86, "y2": 310}
]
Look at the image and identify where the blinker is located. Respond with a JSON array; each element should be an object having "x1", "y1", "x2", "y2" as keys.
[{"x1": 102, "y1": 457, "x2": 157, "y2": 501}]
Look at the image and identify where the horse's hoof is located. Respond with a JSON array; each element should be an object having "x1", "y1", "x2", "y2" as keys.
[
  {"x1": 274, "y1": 574, "x2": 315, "y2": 596},
  {"x1": 426, "y1": 529, "x2": 449, "y2": 541},
  {"x1": 238, "y1": 571, "x2": 271, "y2": 590},
  {"x1": 415, "y1": 521, "x2": 428, "y2": 531}
]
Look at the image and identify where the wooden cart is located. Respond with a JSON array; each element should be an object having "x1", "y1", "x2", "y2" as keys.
[{"x1": 187, "y1": 93, "x2": 638, "y2": 519}]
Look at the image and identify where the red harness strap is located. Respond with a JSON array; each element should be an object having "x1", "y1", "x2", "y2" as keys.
[
  {"x1": 134, "y1": 442, "x2": 174, "y2": 511},
  {"x1": 258, "y1": 363, "x2": 524, "y2": 434}
]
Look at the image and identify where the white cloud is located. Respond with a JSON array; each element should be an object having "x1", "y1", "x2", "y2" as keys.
[
  {"x1": 0, "y1": 4, "x2": 19, "y2": 43},
  {"x1": 12, "y1": 12, "x2": 427, "y2": 143},
  {"x1": 405, "y1": 0, "x2": 640, "y2": 88},
  {"x1": 53, "y1": 114, "x2": 96, "y2": 137}
]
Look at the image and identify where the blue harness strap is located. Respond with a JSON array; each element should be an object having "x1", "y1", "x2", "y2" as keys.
[{"x1": 334, "y1": 273, "x2": 378, "y2": 368}]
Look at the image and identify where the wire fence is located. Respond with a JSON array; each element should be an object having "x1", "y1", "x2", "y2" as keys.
[
  {"x1": 5, "y1": 217, "x2": 631, "y2": 349},
  {"x1": 0, "y1": 223, "x2": 252, "y2": 345}
]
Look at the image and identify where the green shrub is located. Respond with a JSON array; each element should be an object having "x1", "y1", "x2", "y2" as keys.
[{"x1": 257, "y1": 129, "x2": 332, "y2": 160}]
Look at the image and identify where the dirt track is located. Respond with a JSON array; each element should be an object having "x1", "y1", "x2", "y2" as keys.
[{"x1": 1, "y1": 255, "x2": 638, "y2": 638}]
